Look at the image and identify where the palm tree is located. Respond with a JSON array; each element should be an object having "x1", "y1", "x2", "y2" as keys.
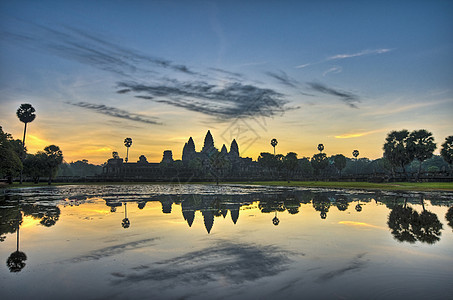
[
  {"x1": 122, "y1": 203, "x2": 130, "y2": 228},
  {"x1": 271, "y1": 138, "x2": 278, "y2": 155},
  {"x1": 272, "y1": 211, "x2": 280, "y2": 226},
  {"x1": 6, "y1": 221, "x2": 27, "y2": 272},
  {"x1": 16, "y1": 103, "x2": 36, "y2": 184},
  {"x1": 408, "y1": 129, "x2": 436, "y2": 179},
  {"x1": 124, "y1": 138, "x2": 132, "y2": 163},
  {"x1": 353, "y1": 150, "x2": 359, "y2": 174},
  {"x1": 317, "y1": 144, "x2": 324, "y2": 153}
]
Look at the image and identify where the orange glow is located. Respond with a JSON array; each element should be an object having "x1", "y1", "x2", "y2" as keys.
[
  {"x1": 21, "y1": 216, "x2": 42, "y2": 229},
  {"x1": 335, "y1": 129, "x2": 385, "y2": 139},
  {"x1": 338, "y1": 221, "x2": 384, "y2": 229},
  {"x1": 26, "y1": 134, "x2": 51, "y2": 152}
]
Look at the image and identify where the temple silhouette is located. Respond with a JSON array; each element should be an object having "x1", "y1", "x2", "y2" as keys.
[{"x1": 102, "y1": 130, "x2": 255, "y2": 180}]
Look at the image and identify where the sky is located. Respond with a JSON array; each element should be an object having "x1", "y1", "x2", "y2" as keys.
[{"x1": 1, "y1": 0, "x2": 452, "y2": 164}]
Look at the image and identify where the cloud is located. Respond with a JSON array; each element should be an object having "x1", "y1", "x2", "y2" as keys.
[
  {"x1": 307, "y1": 82, "x2": 360, "y2": 108},
  {"x1": 362, "y1": 99, "x2": 450, "y2": 116},
  {"x1": 266, "y1": 71, "x2": 299, "y2": 88},
  {"x1": 209, "y1": 67, "x2": 243, "y2": 78},
  {"x1": 296, "y1": 48, "x2": 393, "y2": 69},
  {"x1": 67, "y1": 238, "x2": 159, "y2": 263},
  {"x1": 322, "y1": 66, "x2": 342, "y2": 77},
  {"x1": 4, "y1": 21, "x2": 295, "y2": 122},
  {"x1": 327, "y1": 48, "x2": 392, "y2": 61},
  {"x1": 335, "y1": 129, "x2": 386, "y2": 139},
  {"x1": 111, "y1": 241, "x2": 293, "y2": 287},
  {"x1": 316, "y1": 253, "x2": 368, "y2": 282},
  {"x1": 117, "y1": 80, "x2": 292, "y2": 119},
  {"x1": 2, "y1": 23, "x2": 198, "y2": 77},
  {"x1": 69, "y1": 102, "x2": 162, "y2": 125}
]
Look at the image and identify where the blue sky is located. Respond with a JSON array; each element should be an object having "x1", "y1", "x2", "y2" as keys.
[{"x1": 1, "y1": 0, "x2": 452, "y2": 164}]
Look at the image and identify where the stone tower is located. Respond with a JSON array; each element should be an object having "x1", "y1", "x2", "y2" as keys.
[{"x1": 202, "y1": 130, "x2": 215, "y2": 153}]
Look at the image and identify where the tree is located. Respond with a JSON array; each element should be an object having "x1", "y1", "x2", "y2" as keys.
[
  {"x1": 333, "y1": 154, "x2": 347, "y2": 176},
  {"x1": 441, "y1": 136, "x2": 453, "y2": 172},
  {"x1": 311, "y1": 153, "x2": 328, "y2": 177},
  {"x1": 0, "y1": 127, "x2": 22, "y2": 183},
  {"x1": 16, "y1": 104, "x2": 36, "y2": 184},
  {"x1": 298, "y1": 157, "x2": 314, "y2": 178},
  {"x1": 408, "y1": 129, "x2": 436, "y2": 179},
  {"x1": 270, "y1": 138, "x2": 278, "y2": 155},
  {"x1": 317, "y1": 144, "x2": 324, "y2": 153},
  {"x1": 23, "y1": 153, "x2": 47, "y2": 183},
  {"x1": 282, "y1": 152, "x2": 298, "y2": 182},
  {"x1": 383, "y1": 130, "x2": 414, "y2": 178},
  {"x1": 124, "y1": 138, "x2": 132, "y2": 163},
  {"x1": 43, "y1": 145, "x2": 63, "y2": 185}
]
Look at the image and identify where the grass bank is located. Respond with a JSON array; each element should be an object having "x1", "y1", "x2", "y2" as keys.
[
  {"x1": 2, "y1": 181, "x2": 453, "y2": 192},
  {"x1": 234, "y1": 181, "x2": 453, "y2": 192}
]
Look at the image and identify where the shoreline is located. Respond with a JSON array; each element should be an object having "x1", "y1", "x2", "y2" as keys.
[{"x1": 2, "y1": 181, "x2": 453, "y2": 192}]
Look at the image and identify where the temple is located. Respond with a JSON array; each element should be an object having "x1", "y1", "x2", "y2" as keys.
[{"x1": 102, "y1": 130, "x2": 255, "y2": 180}]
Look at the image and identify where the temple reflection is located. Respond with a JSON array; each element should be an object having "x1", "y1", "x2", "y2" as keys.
[{"x1": 1, "y1": 189, "x2": 451, "y2": 244}]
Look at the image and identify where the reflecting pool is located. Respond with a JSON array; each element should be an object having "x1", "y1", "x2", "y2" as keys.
[{"x1": 1, "y1": 184, "x2": 453, "y2": 299}]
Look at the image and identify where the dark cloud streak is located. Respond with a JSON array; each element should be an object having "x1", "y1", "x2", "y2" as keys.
[
  {"x1": 117, "y1": 80, "x2": 292, "y2": 119},
  {"x1": 69, "y1": 102, "x2": 162, "y2": 125},
  {"x1": 266, "y1": 71, "x2": 299, "y2": 88},
  {"x1": 308, "y1": 82, "x2": 360, "y2": 108}
]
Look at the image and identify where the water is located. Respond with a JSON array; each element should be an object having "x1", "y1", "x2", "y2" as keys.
[{"x1": 1, "y1": 184, "x2": 452, "y2": 299}]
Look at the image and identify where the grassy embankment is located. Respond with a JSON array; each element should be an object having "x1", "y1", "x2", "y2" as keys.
[
  {"x1": 2, "y1": 181, "x2": 453, "y2": 192},
  {"x1": 235, "y1": 181, "x2": 453, "y2": 191}
]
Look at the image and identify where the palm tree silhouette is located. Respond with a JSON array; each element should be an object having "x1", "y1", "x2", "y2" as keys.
[
  {"x1": 124, "y1": 138, "x2": 132, "y2": 163},
  {"x1": 272, "y1": 211, "x2": 280, "y2": 226},
  {"x1": 353, "y1": 150, "x2": 360, "y2": 174},
  {"x1": 122, "y1": 203, "x2": 130, "y2": 228},
  {"x1": 6, "y1": 222, "x2": 27, "y2": 272},
  {"x1": 318, "y1": 144, "x2": 324, "y2": 153},
  {"x1": 271, "y1": 138, "x2": 278, "y2": 155},
  {"x1": 16, "y1": 103, "x2": 36, "y2": 184},
  {"x1": 355, "y1": 200, "x2": 362, "y2": 212}
]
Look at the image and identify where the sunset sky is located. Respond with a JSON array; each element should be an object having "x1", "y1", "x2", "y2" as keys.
[{"x1": 1, "y1": 0, "x2": 452, "y2": 164}]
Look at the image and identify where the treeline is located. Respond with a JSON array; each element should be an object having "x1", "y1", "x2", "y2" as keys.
[
  {"x1": 257, "y1": 129, "x2": 452, "y2": 181},
  {"x1": 1, "y1": 126, "x2": 64, "y2": 184},
  {"x1": 57, "y1": 160, "x2": 102, "y2": 177}
]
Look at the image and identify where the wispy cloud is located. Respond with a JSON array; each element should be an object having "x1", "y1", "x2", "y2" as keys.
[
  {"x1": 316, "y1": 253, "x2": 368, "y2": 282},
  {"x1": 362, "y1": 99, "x2": 450, "y2": 116},
  {"x1": 327, "y1": 48, "x2": 392, "y2": 61},
  {"x1": 111, "y1": 241, "x2": 293, "y2": 287},
  {"x1": 296, "y1": 48, "x2": 393, "y2": 69},
  {"x1": 265, "y1": 71, "x2": 299, "y2": 88},
  {"x1": 117, "y1": 80, "x2": 292, "y2": 119},
  {"x1": 2, "y1": 23, "x2": 199, "y2": 78},
  {"x1": 69, "y1": 102, "x2": 162, "y2": 125},
  {"x1": 335, "y1": 129, "x2": 386, "y2": 139},
  {"x1": 209, "y1": 67, "x2": 243, "y2": 79},
  {"x1": 67, "y1": 238, "x2": 159, "y2": 263},
  {"x1": 322, "y1": 66, "x2": 342, "y2": 77},
  {"x1": 307, "y1": 82, "x2": 360, "y2": 108}
]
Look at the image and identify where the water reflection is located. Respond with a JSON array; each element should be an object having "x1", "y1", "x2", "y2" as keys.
[
  {"x1": 387, "y1": 198, "x2": 443, "y2": 244},
  {"x1": 1, "y1": 195, "x2": 61, "y2": 272},
  {"x1": 122, "y1": 202, "x2": 130, "y2": 229},
  {"x1": 1, "y1": 185, "x2": 452, "y2": 242},
  {"x1": 1, "y1": 185, "x2": 452, "y2": 299},
  {"x1": 6, "y1": 223, "x2": 27, "y2": 272},
  {"x1": 446, "y1": 206, "x2": 453, "y2": 231}
]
